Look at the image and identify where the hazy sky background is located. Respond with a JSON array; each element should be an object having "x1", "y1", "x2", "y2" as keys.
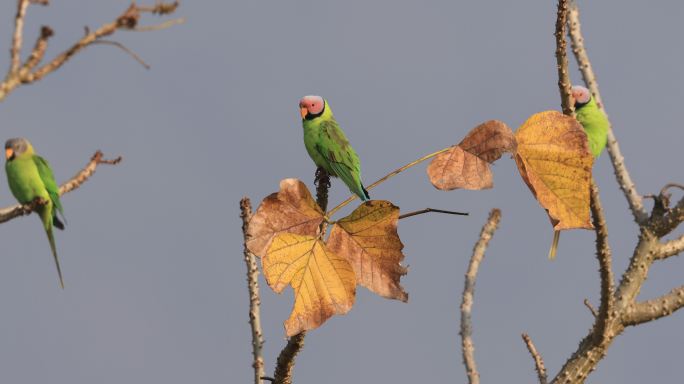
[{"x1": 0, "y1": 1, "x2": 682, "y2": 383}]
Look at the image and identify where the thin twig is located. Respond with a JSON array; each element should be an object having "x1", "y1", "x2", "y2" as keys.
[
  {"x1": 583, "y1": 299, "x2": 598, "y2": 318},
  {"x1": 10, "y1": 0, "x2": 31, "y2": 74},
  {"x1": 460, "y1": 208, "x2": 501, "y2": 384},
  {"x1": 567, "y1": 0, "x2": 647, "y2": 224},
  {"x1": 398, "y1": 207, "x2": 468, "y2": 220},
  {"x1": 660, "y1": 183, "x2": 684, "y2": 196},
  {"x1": 241, "y1": 198, "x2": 265, "y2": 384},
  {"x1": 91, "y1": 40, "x2": 150, "y2": 69},
  {"x1": 327, "y1": 147, "x2": 450, "y2": 217},
  {"x1": 133, "y1": 17, "x2": 185, "y2": 32},
  {"x1": 0, "y1": 151, "x2": 122, "y2": 224},
  {"x1": 522, "y1": 333, "x2": 548, "y2": 384},
  {"x1": 589, "y1": 181, "x2": 614, "y2": 338},
  {"x1": 137, "y1": 1, "x2": 179, "y2": 14}
]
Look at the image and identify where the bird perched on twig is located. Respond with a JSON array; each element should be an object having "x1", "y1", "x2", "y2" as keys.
[{"x1": 5, "y1": 138, "x2": 66, "y2": 288}]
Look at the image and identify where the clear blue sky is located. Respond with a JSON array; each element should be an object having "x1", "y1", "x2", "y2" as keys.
[{"x1": 0, "y1": 1, "x2": 681, "y2": 383}]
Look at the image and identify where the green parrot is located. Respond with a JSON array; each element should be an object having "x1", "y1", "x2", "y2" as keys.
[
  {"x1": 5, "y1": 138, "x2": 66, "y2": 288},
  {"x1": 299, "y1": 95, "x2": 370, "y2": 201},
  {"x1": 549, "y1": 85, "x2": 609, "y2": 259}
]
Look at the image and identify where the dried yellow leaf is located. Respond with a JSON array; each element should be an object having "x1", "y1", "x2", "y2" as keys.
[
  {"x1": 263, "y1": 233, "x2": 356, "y2": 336},
  {"x1": 327, "y1": 201, "x2": 408, "y2": 302},
  {"x1": 514, "y1": 111, "x2": 593, "y2": 230}
]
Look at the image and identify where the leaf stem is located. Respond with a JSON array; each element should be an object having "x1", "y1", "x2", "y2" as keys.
[
  {"x1": 326, "y1": 147, "x2": 451, "y2": 218},
  {"x1": 398, "y1": 208, "x2": 469, "y2": 220}
]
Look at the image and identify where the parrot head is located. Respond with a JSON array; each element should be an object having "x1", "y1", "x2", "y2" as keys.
[
  {"x1": 5, "y1": 137, "x2": 34, "y2": 162},
  {"x1": 571, "y1": 85, "x2": 592, "y2": 108},
  {"x1": 299, "y1": 95, "x2": 325, "y2": 120}
]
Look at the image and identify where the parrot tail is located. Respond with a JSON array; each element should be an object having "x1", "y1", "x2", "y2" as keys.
[
  {"x1": 361, "y1": 184, "x2": 370, "y2": 201},
  {"x1": 45, "y1": 226, "x2": 65, "y2": 289},
  {"x1": 53, "y1": 214, "x2": 65, "y2": 231},
  {"x1": 548, "y1": 230, "x2": 560, "y2": 260}
]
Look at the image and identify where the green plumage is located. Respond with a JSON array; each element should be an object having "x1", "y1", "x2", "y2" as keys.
[
  {"x1": 576, "y1": 96, "x2": 609, "y2": 158},
  {"x1": 5, "y1": 138, "x2": 65, "y2": 289},
  {"x1": 302, "y1": 99, "x2": 370, "y2": 201}
]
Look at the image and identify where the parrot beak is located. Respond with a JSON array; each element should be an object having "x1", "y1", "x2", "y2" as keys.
[
  {"x1": 300, "y1": 107, "x2": 308, "y2": 119},
  {"x1": 5, "y1": 148, "x2": 13, "y2": 160}
]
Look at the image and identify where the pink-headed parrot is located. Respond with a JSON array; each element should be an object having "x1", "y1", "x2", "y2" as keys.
[{"x1": 299, "y1": 95, "x2": 370, "y2": 201}]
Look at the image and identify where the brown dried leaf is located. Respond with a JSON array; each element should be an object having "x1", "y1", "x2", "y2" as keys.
[
  {"x1": 514, "y1": 111, "x2": 594, "y2": 230},
  {"x1": 427, "y1": 120, "x2": 515, "y2": 190},
  {"x1": 246, "y1": 179, "x2": 324, "y2": 258},
  {"x1": 459, "y1": 120, "x2": 517, "y2": 162},
  {"x1": 327, "y1": 201, "x2": 408, "y2": 302},
  {"x1": 263, "y1": 233, "x2": 356, "y2": 336}
]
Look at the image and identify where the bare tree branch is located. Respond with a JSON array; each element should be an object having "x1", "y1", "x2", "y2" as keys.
[
  {"x1": 273, "y1": 332, "x2": 305, "y2": 384},
  {"x1": 240, "y1": 198, "x2": 266, "y2": 384},
  {"x1": 555, "y1": 0, "x2": 574, "y2": 116},
  {"x1": 10, "y1": 0, "x2": 32, "y2": 74},
  {"x1": 589, "y1": 181, "x2": 614, "y2": 338},
  {"x1": 522, "y1": 333, "x2": 548, "y2": 384},
  {"x1": 461, "y1": 208, "x2": 501, "y2": 384},
  {"x1": 656, "y1": 234, "x2": 684, "y2": 260},
  {"x1": 0, "y1": 1, "x2": 182, "y2": 102},
  {"x1": 567, "y1": 0, "x2": 648, "y2": 224},
  {"x1": 0, "y1": 151, "x2": 122, "y2": 224},
  {"x1": 622, "y1": 285, "x2": 684, "y2": 326}
]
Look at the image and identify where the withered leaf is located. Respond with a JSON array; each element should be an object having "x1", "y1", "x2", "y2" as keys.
[
  {"x1": 427, "y1": 120, "x2": 516, "y2": 190},
  {"x1": 246, "y1": 179, "x2": 324, "y2": 258},
  {"x1": 263, "y1": 233, "x2": 356, "y2": 336},
  {"x1": 327, "y1": 201, "x2": 408, "y2": 302},
  {"x1": 514, "y1": 111, "x2": 593, "y2": 230}
]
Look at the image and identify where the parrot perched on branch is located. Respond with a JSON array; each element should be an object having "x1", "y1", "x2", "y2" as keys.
[
  {"x1": 299, "y1": 95, "x2": 370, "y2": 201},
  {"x1": 5, "y1": 138, "x2": 66, "y2": 288},
  {"x1": 549, "y1": 85, "x2": 609, "y2": 259}
]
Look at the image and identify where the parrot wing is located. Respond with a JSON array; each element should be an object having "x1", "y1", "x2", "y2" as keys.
[
  {"x1": 315, "y1": 120, "x2": 369, "y2": 201},
  {"x1": 33, "y1": 155, "x2": 66, "y2": 226}
]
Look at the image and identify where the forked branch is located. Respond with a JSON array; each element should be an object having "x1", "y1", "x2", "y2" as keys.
[
  {"x1": 1, "y1": 1, "x2": 183, "y2": 101},
  {"x1": 547, "y1": 2, "x2": 684, "y2": 382}
]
